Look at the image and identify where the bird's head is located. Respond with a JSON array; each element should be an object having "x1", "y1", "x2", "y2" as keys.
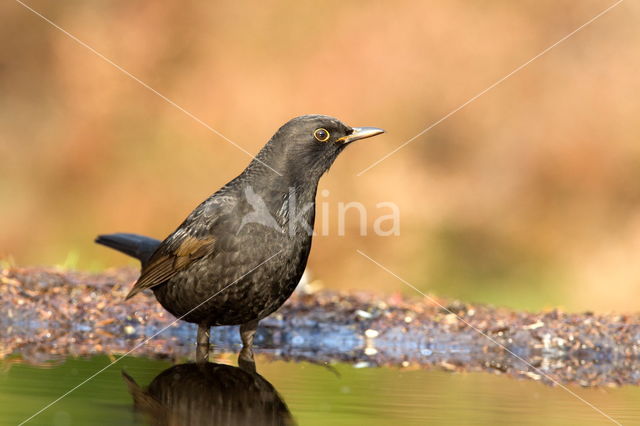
[{"x1": 255, "y1": 114, "x2": 384, "y2": 182}]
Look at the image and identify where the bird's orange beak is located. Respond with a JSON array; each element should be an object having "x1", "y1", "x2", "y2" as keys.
[{"x1": 338, "y1": 127, "x2": 385, "y2": 144}]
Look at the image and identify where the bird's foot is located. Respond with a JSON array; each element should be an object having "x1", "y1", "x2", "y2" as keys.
[
  {"x1": 196, "y1": 323, "x2": 211, "y2": 363},
  {"x1": 237, "y1": 319, "x2": 258, "y2": 371},
  {"x1": 238, "y1": 350, "x2": 256, "y2": 373},
  {"x1": 196, "y1": 345, "x2": 210, "y2": 364}
]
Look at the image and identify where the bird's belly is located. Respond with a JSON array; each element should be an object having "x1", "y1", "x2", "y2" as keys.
[{"x1": 152, "y1": 239, "x2": 310, "y2": 325}]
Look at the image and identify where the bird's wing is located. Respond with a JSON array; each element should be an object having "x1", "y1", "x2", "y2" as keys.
[
  {"x1": 125, "y1": 195, "x2": 235, "y2": 300},
  {"x1": 125, "y1": 233, "x2": 216, "y2": 300}
]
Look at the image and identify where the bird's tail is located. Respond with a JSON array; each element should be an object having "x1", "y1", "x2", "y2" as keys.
[{"x1": 95, "y1": 233, "x2": 160, "y2": 267}]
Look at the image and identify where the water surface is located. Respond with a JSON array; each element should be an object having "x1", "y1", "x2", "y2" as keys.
[{"x1": 2, "y1": 355, "x2": 639, "y2": 425}]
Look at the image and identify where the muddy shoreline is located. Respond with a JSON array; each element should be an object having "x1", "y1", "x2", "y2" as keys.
[{"x1": 2, "y1": 266, "x2": 639, "y2": 387}]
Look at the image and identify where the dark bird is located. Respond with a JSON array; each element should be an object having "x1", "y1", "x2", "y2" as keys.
[
  {"x1": 96, "y1": 115, "x2": 384, "y2": 363},
  {"x1": 122, "y1": 361, "x2": 293, "y2": 425}
]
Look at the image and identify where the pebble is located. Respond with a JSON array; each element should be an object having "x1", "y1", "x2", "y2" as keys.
[
  {"x1": 356, "y1": 310, "x2": 373, "y2": 319},
  {"x1": 364, "y1": 347, "x2": 378, "y2": 356},
  {"x1": 364, "y1": 329, "x2": 379, "y2": 338}
]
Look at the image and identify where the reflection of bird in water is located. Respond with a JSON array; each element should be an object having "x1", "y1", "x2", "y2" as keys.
[{"x1": 122, "y1": 361, "x2": 294, "y2": 426}]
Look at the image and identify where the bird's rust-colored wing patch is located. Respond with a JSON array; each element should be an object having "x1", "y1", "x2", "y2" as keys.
[{"x1": 125, "y1": 236, "x2": 215, "y2": 300}]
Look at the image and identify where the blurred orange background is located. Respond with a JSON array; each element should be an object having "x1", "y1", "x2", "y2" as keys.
[{"x1": 1, "y1": 0, "x2": 639, "y2": 312}]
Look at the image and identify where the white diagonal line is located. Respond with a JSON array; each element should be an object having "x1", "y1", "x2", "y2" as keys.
[
  {"x1": 14, "y1": 0, "x2": 282, "y2": 177},
  {"x1": 18, "y1": 250, "x2": 284, "y2": 425},
  {"x1": 357, "y1": 0, "x2": 624, "y2": 176},
  {"x1": 356, "y1": 249, "x2": 621, "y2": 425}
]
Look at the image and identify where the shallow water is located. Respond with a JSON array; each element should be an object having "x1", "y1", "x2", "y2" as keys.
[{"x1": 2, "y1": 355, "x2": 640, "y2": 425}]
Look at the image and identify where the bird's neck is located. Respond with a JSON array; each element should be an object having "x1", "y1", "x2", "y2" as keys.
[
  {"x1": 237, "y1": 160, "x2": 319, "y2": 236},
  {"x1": 244, "y1": 151, "x2": 325, "y2": 197},
  {"x1": 241, "y1": 165, "x2": 319, "y2": 207},
  {"x1": 248, "y1": 136, "x2": 339, "y2": 185}
]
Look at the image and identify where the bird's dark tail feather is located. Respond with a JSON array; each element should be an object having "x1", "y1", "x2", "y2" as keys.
[{"x1": 95, "y1": 233, "x2": 161, "y2": 266}]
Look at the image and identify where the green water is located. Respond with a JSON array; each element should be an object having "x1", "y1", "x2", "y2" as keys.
[{"x1": 1, "y1": 356, "x2": 639, "y2": 425}]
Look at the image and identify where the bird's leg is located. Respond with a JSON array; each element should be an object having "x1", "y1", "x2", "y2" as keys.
[
  {"x1": 196, "y1": 323, "x2": 210, "y2": 363},
  {"x1": 238, "y1": 319, "x2": 259, "y2": 372}
]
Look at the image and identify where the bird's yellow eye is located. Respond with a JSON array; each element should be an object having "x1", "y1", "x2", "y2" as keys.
[{"x1": 314, "y1": 128, "x2": 330, "y2": 142}]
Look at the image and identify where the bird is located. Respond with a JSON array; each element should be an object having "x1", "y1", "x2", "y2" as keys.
[
  {"x1": 95, "y1": 114, "x2": 384, "y2": 363},
  {"x1": 122, "y1": 361, "x2": 293, "y2": 425}
]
